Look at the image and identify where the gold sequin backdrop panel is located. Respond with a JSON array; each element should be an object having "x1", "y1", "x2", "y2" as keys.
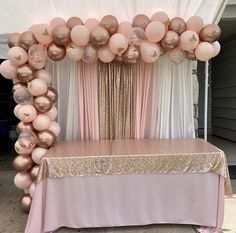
[{"x1": 98, "y1": 61, "x2": 134, "y2": 140}]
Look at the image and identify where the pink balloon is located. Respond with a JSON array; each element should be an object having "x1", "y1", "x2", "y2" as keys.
[
  {"x1": 117, "y1": 21, "x2": 132, "y2": 36},
  {"x1": 49, "y1": 17, "x2": 66, "y2": 33},
  {"x1": 151, "y1": 11, "x2": 169, "y2": 25},
  {"x1": 84, "y1": 18, "x2": 100, "y2": 31},
  {"x1": 127, "y1": 27, "x2": 146, "y2": 46},
  {"x1": 145, "y1": 21, "x2": 165, "y2": 43},
  {"x1": 28, "y1": 44, "x2": 47, "y2": 70},
  {"x1": 167, "y1": 48, "x2": 186, "y2": 64},
  {"x1": 32, "y1": 24, "x2": 53, "y2": 44},
  {"x1": 29, "y1": 182, "x2": 36, "y2": 197},
  {"x1": 35, "y1": 69, "x2": 52, "y2": 84},
  {"x1": 186, "y1": 16, "x2": 204, "y2": 34},
  {"x1": 140, "y1": 41, "x2": 161, "y2": 63},
  {"x1": 17, "y1": 105, "x2": 37, "y2": 123},
  {"x1": 71, "y1": 25, "x2": 90, "y2": 46},
  {"x1": 33, "y1": 114, "x2": 51, "y2": 131},
  {"x1": 109, "y1": 33, "x2": 128, "y2": 55},
  {"x1": 32, "y1": 147, "x2": 48, "y2": 164},
  {"x1": 98, "y1": 45, "x2": 115, "y2": 63},
  {"x1": 179, "y1": 31, "x2": 199, "y2": 51},
  {"x1": 195, "y1": 42, "x2": 214, "y2": 61},
  {"x1": 45, "y1": 106, "x2": 57, "y2": 120},
  {"x1": 212, "y1": 41, "x2": 221, "y2": 57},
  {"x1": 14, "y1": 104, "x2": 22, "y2": 117},
  {"x1": 49, "y1": 121, "x2": 61, "y2": 136},
  {"x1": 14, "y1": 172, "x2": 33, "y2": 190},
  {"x1": 14, "y1": 140, "x2": 34, "y2": 155},
  {"x1": 0, "y1": 60, "x2": 17, "y2": 79},
  {"x1": 8, "y1": 46, "x2": 28, "y2": 66},
  {"x1": 28, "y1": 79, "x2": 48, "y2": 96},
  {"x1": 66, "y1": 43, "x2": 84, "y2": 61}
]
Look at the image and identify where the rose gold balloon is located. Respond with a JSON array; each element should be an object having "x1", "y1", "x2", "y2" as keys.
[
  {"x1": 90, "y1": 26, "x2": 110, "y2": 47},
  {"x1": 13, "y1": 82, "x2": 27, "y2": 93},
  {"x1": 167, "y1": 48, "x2": 186, "y2": 64},
  {"x1": 8, "y1": 33, "x2": 20, "y2": 48},
  {"x1": 30, "y1": 165, "x2": 40, "y2": 180},
  {"x1": 122, "y1": 45, "x2": 140, "y2": 64},
  {"x1": 169, "y1": 17, "x2": 186, "y2": 35},
  {"x1": 35, "y1": 69, "x2": 52, "y2": 84},
  {"x1": 12, "y1": 154, "x2": 33, "y2": 172},
  {"x1": 133, "y1": 14, "x2": 150, "y2": 30},
  {"x1": 45, "y1": 106, "x2": 57, "y2": 120},
  {"x1": 185, "y1": 50, "x2": 196, "y2": 60},
  {"x1": 34, "y1": 95, "x2": 53, "y2": 113},
  {"x1": 19, "y1": 31, "x2": 38, "y2": 51},
  {"x1": 82, "y1": 44, "x2": 98, "y2": 63},
  {"x1": 37, "y1": 130, "x2": 56, "y2": 148},
  {"x1": 186, "y1": 16, "x2": 204, "y2": 34},
  {"x1": 19, "y1": 194, "x2": 32, "y2": 213},
  {"x1": 28, "y1": 44, "x2": 47, "y2": 70},
  {"x1": 100, "y1": 15, "x2": 118, "y2": 35},
  {"x1": 13, "y1": 87, "x2": 33, "y2": 105},
  {"x1": 117, "y1": 21, "x2": 132, "y2": 36},
  {"x1": 52, "y1": 25, "x2": 71, "y2": 46},
  {"x1": 16, "y1": 122, "x2": 34, "y2": 134},
  {"x1": 127, "y1": 27, "x2": 146, "y2": 46},
  {"x1": 17, "y1": 64, "x2": 35, "y2": 83},
  {"x1": 199, "y1": 24, "x2": 221, "y2": 42},
  {"x1": 161, "y1": 31, "x2": 180, "y2": 51},
  {"x1": 18, "y1": 131, "x2": 38, "y2": 149},
  {"x1": 66, "y1": 17, "x2": 83, "y2": 29},
  {"x1": 47, "y1": 42, "x2": 66, "y2": 61},
  {"x1": 46, "y1": 87, "x2": 58, "y2": 103}
]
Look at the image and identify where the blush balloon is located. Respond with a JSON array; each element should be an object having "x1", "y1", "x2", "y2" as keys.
[
  {"x1": 14, "y1": 172, "x2": 33, "y2": 190},
  {"x1": 49, "y1": 17, "x2": 66, "y2": 33},
  {"x1": 100, "y1": 15, "x2": 118, "y2": 35},
  {"x1": 212, "y1": 41, "x2": 221, "y2": 57},
  {"x1": 151, "y1": 11, "x2": 169, "y2": 26},
  {"x1": 67, "y1": 17, "x2": 83, "y2": 29},
  {"x1": 133, "y1": 14, "x2": 150, "y2": 30},
  {"x1": 8, "y1": 46, "x2": 28, "y2": 66},
  {"x1": 98, "y1": 45, "x2": 115, "y2": 63},
  {"x1": 109, "y1": 33, "x2": 128, "y2": 55},
  {"x1": 169, "y1": 17, "x2": 186, "y2": 35},
  {"x1": 0, "y1": 60, "x2": 17, "y2": 80},
  {"x1": 140, "y1": 41, "x2": 161, "y2": 63},
  {"x1": 186, "y1": 16, "x2": 204, "y2": 34},
  {"x1": 179, "y1": 30, "x2": 199, "y2": 51},
  {"x1": 32, "y1": 147, "x2": 48, "y2": 164},
  {"x1": 161, "y1": 31, "x2": 180, "y2": 51},
  {"x1": 117, "y1": 21, "x2": 132, "y2": 36},
  {"x1": 16, "y1": 121, "x2": 34, "y2": 134},
  {"x1": 33, "y1": 114, "x2": 51, "y2": 131},
  {"x1": 14, "y1": 104, "x2": 23, "y2": 118},
  {"x1": 28, "y1": 44, "x2": 47, "y2": 69},
  {"x1": 31, "y1": 24, "x2": 53, "y2": 44},
  {"x1": 17, "y1": 105, "x2": 37, "y2": 123},
  {"x1": 82, "y1": 44, "x2": 98, "y2": 63},
  {"x1": 71, "y1": 25, "x2": 90, "y2": 46},
  {"x1": 84, "y1": 18, "x2": 100, "y2": 31},
  {"x1": 167, "y1": 48, "x2": 186, "y2": 64},
  {"x1": 195, "y1": 42, "x2": 214, "y2": 61},
  {"x1": 35, "y1": 69, "x2": 52, "y2": 84},
  {"x1": 66, "y1": 43, "x2": 84, "y2": 61},
  {"x1": 127, "y1": 27, "x2": 146, "y2": 46},
  {"x1": 28, "y1": 79, "x2": 48, "y2": 96},
  {"x1": 8, "y1": 33, "x2": 20, "y2": 48},
  {"x1": 145, "y1": 21, "x2": 165, "y2": 43},
  {"x1": 45, "y1": 106, "x2": 58, "y2": 120},
  {"x1": 12, "y1": 154, "x2": 33, "y2": 172},
  {"x1": 49, "y1": 121, "x2": 61, "y2": 136}
]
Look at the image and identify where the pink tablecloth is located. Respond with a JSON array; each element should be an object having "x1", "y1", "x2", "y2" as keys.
[{"x1": 25, "y1": 172, "x2": 224, "y2": 233}]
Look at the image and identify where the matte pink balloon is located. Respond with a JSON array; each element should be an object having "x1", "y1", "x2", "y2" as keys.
[
  {"x1": 32, "y1": 147, "x2": 48, "y2": 164},
  {"x1": 167, "y1": 48, "x2": 186, "y2": 64},
  {"x1": 33, "y1": 114, "x2": 51, "y2": 131},
  {"x1": 49, "y1": 17, "x2": 66, "y2": 33},
  {"x1": 35, "y1": 69, "x2": 52, "y2": 84},
  {"x1": 28, "y1": 79, "x2": 48, "y2": 96},
  {"x1": 0, "y1": 60, "x2": 17, "y2": 79},
  {"x1": 145, "y1": 21, "x2": 165, "y2": 43},
  {"x1": 212, "y1": 41, "x2": 221, "y2": 57},
  {"x1": 186, "y1": 16, "x2": 204, "y2": 34},
  {"x1": 140, "y1": 41, "x2": 161, "y2": 63},
  {"x1": 17, "y1": 105, "x2": 37, "y2": 123},
  {"x1": 180, "y1": 31, "x2": 199, "y2": 51},
  {"x1": 84, "y1": 18, "x2": 100, "y2": 31},
  {"x1": 98, "y1": 45, "x2": 115, "y2": 63},
  {"x1": 29, "y1": 182, "x2": 36, "y2": 197},
  {"x1": 14, "y1": 172, "x2": 33, "y2": 190},
  {"x1": 14, "y1": 140, "x2": 34, "y2": 155},
  {"x1": 127, "y1": 27, "x2": 146, "y2": 46},
  {"x1": 32, "y1": 24, "x2": 53, "y2": 44},
  {"x1": 28, "y1": 44, "x2": 47, "y2": 70},
  {"x1": 109, "y1": 33, "x2": 128, "y2": 55},
  {"x1": 71, "y1": 25, "x2": 90, "y2": 46},
  {"x1": 8, "y1": 46, "x2": 28, "y2": 66},
  {"x1": 195, "y1": 42, "x2": 214, "y2": 61},
  {"x1": 151, "y1": 11, "x2": 169, "y2": 25},
  {"x1": 66, "y1": 43, "x2": 84, "y2": 61},
  {"x1": 49, "y1": 121, "x2": 61, "y2": 136},
  {"x1": 82, "y1": 44, "x2": 98, "y2": 63},
  {"x1": 45, "y1": 106, "x2": 58, "y2": 120},
  {"x1": 14, "y1": 104, "x2": 22, "y2": 117},
  {"x1": 117, "y1": 21, "x2": 132, "y2": 36}
]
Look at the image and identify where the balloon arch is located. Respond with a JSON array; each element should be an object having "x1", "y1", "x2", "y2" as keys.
[{"x1": 0, "y1": 12, "x2": 221, "y2": 212}]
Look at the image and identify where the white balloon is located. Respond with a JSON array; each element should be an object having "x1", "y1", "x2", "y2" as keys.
[
  {"x1": 45, "y1": 106, "x2": 57, "y2": 120},
  {"x1": 49, "y1": 121, "x2": 61, "y2": 136},
  {"x1": 29, "y1": 182, "x2": 36, "y2": 197}
]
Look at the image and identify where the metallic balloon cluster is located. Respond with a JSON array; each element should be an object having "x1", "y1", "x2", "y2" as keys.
[{"x1": 0, "y1": 12, "x2": 222, "y2": 213}]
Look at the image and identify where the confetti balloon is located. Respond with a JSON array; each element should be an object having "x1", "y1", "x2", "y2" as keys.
[
  {"x1": 15, "y1": 140, "x2": 34, "y2": 155},
  {"x1": 13, "y1": 87, "x2": 33, "y2": 105},
  {"x1": 18, "y1": 131, "x2": 38, "y2": 149},
  {"x1": 28, "y1": 44, "x2": 47, "y2": 69},
  {"x1": 16, "y1": 121, "x2": 34, "y2": 134},
  {"x1": 127, "y1": 27, "x2": 146, "y2": 46}
]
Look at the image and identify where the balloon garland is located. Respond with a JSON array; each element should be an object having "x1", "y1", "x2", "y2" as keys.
[{"x1": 0, "y1": 12, "x2": 221, "y2": 213}]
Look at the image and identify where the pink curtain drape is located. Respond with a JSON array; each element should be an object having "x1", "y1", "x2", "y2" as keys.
[
  {"x1": 77, "y1": 61, "x2": 99, "y2": 140},
  {"x1": 133, "y1": 61, "x2": 154, "y2": 139}
]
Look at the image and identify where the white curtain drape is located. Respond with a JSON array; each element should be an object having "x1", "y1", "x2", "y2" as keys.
[{"x1": 47, "y1": 58, "x2": 79, "y2": 141}]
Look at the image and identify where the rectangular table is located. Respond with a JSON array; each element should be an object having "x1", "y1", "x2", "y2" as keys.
[{"x1": 25, "y1": 139, "x2": 232, "y2": 233}]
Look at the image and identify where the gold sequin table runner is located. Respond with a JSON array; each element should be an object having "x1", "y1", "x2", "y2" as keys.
[{"x1": 37, "y1": 139, "x2": 232, "y2": 196}]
